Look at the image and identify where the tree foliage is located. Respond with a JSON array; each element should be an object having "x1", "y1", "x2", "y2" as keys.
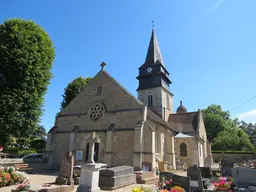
[
  {"x1": 0, "y1": 19, "x2": 55, "y2": 145},
  {"x1": 61, "y1": 76, "x2": 92, "y2": 109},
  {"x1": 202, "y1": 105, "x2": 231, "y2": 140},
  {"x1": 31, "y1": 125, "x2": 47, "y2": 139},
  {"x1": 29, "y1": 138, "x2": 46, "y2": 149},
  {"x1": 202, "y1": 104, "x2": 255, "y2": 151},
  {"x1": 212, "y1": 127, "x2": 255, "y2": 151}
]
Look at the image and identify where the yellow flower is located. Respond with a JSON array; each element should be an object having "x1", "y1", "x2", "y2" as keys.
[{"x1": 132, "y1": 187, "x2": 144, "y2": 192}]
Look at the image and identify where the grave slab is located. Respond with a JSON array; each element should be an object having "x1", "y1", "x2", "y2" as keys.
[{"x1": 99, "y1": 166, "x2": 136, "y2": 190}]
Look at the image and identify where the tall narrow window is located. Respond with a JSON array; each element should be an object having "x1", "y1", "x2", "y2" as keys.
[
  {"x1": 166, "y1": 94, "x2": 170, "y2": 110},
  {"x1": 148, "y1": 94, "x2": 153, "y2": 107},
  {"x1": 85, "y1": 143, "x2": 90, "y2": 162},
  {"x1": 180, "y1": 142, "x2": 187, "y2": 156},
  {"x1": 94, "y1": 143, "x2": 99, "y2": 162},
  {"x1": 97, "y1": 86, "x2": 102, "y2": 96}
]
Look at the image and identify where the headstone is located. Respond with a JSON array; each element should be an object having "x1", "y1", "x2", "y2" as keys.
[
  {"x1": 55, "y1": 151, "x2": 74, "y2": 185},
  {"x1": 99, "y1": 166, "x2": 136, "y2": 190},
  {"x1": 221, "y1": 166, "x2": 232, "y2": 177},
  {"x1": 232, "y1": 167, "x2": 256, "y2": 189},
  {"x1": 172, "y1": 174, "x2": 190, "y2": 192},
  {"x1": 204, "y1": 156, "x2": 212, "y2": 168},
  {"x1": 142, "y1": 161, "x2": 152, "y2": 171},
  {"x1": 221, "y1": 160, "x2": 234, "y2": 167},
  {"x1": 221, "y1": 160, "x2": 234, "y2": 177},
  {"x1": 187, "y1": 165, "x2": 204, "y2": 191},
  {"x1": 199, "y1": 167, "x2": 211, "y2": 178},
  {"x1": 159, "y1": 172, "x2": 175, "y2": 181},
  {"x1": 159, "y1": 172, "x2": 190, "y2": 192}
]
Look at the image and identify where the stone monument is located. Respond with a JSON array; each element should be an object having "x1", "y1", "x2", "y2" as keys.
[
  {"x1": 77, "y1": 132, "x2": 107, "y2": 192},
  {"x1": 55, "y1": 151, "x2": 74, "y2": 185}
]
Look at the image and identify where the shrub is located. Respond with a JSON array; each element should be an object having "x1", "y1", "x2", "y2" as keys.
[
  {"x1": 29, "y1": 138, "x2": 46, "y2": 149},
  {"x1": 17, "y1": 149, "x2": 37, "y2": 157}
]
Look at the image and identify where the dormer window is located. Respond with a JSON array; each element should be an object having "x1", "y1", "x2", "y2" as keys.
[
  {"x1": 97, "y1": 86, "x2": 102, "y2": 96},
  {"x1": 148, "y1": 94, "x2": 153, "y2": 107}
]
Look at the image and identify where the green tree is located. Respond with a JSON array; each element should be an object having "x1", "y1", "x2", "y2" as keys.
[
  {"x1": 0, "y1": 19, "x2": 55, "y2": 145},
  {"x1": 32, "y1": 125, "x2": 47, "y2": 139},
  {"x1": 202, "y1": 105, "x2": 231, "y2": 140},
  {"x1": 61, "y1": 76, "x2": 92, "y2": 109},
  {"x1": 212, "y1": 127, "x2": 255, "y2": 151}
]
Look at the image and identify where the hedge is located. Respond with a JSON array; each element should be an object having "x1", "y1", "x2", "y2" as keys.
[{"x1": 212, "y1": 150, "x2": 256, "y2": 154}]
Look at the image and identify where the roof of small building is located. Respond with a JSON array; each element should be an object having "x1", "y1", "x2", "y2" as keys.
[
  {"x1": 175, "y1": 133, "x2": 195, "y2": 138},
  {"x1": 168, "y1": 111, "x2": 199, "y2": 134}
]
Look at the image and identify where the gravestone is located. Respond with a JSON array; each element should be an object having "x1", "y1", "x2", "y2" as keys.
[
  {"x1": 187, "y1": 165, "x2": 204, "y2": 191},
  {"x1": 204, "y1": 156, "x2": 212, "y2": 168},
  {"x1": 221, "y1": 160, "x2": 234, "y2": 167},
  {"x1": 55, "y1": 151, "x2": 74, "y2": 185},
  {"x1": 142, "y1": 161, "x2": 152, "y2": 171},
  {"x1": 172, "y1": 174, "x2": 190, "y2": 192},
  {"x1": 221, "y1": 160, "x2": 234, "y2": 177},
  {"x1": 232, "y1": 167, "x2": 256, "y2": 189},
  {"x1": 77, "y1": 132, "x2": 107, "y2": 192},
  {"x1": 159, "y1": 172, "x2": 175, "y2": 181},
  {"x1": 199, "y1": 167, "x2": 211, "y2": 178},
  {"x1": 99, "y1": 166, "x2": 136, "y2": 190},
  {"x1": 159, "y1": 172, "x2": 190, "y2": 192}
]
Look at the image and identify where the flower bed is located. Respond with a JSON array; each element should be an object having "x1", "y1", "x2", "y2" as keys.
[
  {"x1": 132, "y1": 176, "x2": 185, "y2": 192},
  {"x1": 212, "y1": 177, "x2": 233, "y2": 192},
  {"x1": 0, "y1": 166, "x2": 29, "y2": 189}
]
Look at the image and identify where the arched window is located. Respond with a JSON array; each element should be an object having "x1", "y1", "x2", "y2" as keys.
[
  {"x1": 148, "y1": 94, "x2": 153, "y2": 107},
  {"x1": 180, "y1": 142, "x2": 187, "y2": 156}
]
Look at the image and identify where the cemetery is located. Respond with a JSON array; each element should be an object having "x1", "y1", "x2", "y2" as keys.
[
  {"x1": 1, "y1": 134, "x2": 256, "y2": 192},
  {"x1": 1, "y1": 7, "x2": 256, "y2": 192}
]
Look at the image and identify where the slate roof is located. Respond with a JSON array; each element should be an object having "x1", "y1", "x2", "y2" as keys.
[
  {"x1": 139, "y1": 29, "x2": 165, "y2": 68},
  {"x1": 168, "y1": 111, "x2": 199, "y2": 133}
]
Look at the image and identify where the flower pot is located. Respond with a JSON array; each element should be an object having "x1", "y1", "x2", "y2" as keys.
[{"x1": 216, "y1": 186, "x2": 229, "y2": 191}]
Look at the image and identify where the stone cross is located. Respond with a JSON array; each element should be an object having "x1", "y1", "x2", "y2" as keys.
[
  {"x1": 100, "y1": 62, "x2": 106, "y2": 70},
  {"x1": 87, "y1": 132, "x2": 100, "y2": 163}
]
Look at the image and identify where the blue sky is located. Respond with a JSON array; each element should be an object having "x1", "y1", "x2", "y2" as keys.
[{"x1": 1, "y1": 0, "x2": 256, "y2": 132}]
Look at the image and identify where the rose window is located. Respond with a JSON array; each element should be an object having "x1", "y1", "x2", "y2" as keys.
[{"x1": 88, "y1": 103, "x2": 105, "y2": 121}]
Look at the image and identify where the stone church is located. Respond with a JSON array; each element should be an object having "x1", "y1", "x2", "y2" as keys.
[{"x1": 46, "y1": 29, "x2": 211, "y2": 170}]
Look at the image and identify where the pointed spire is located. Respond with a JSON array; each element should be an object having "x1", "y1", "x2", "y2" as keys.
[{"x1": 145, "y1": 29, "x2": 164, "y2": 66}]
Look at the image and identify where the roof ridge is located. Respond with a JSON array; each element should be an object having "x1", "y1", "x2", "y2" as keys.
[{"x1": 170, "y1": 111, "x2": 199, "y2": 115}]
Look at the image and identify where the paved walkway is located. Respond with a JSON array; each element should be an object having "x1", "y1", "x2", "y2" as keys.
[{"x1": 1, "y1": 171, "x2": 187, "y2": 192}]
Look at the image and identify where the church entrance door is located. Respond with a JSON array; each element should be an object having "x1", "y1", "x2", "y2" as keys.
[{"x1": 85, "y1": 142, "x2": 99, "y2": 162}]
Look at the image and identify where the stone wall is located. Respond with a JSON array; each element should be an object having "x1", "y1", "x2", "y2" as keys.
[
  {"x1": 138, "y1": 87, "x2": 173, "y2": 120},
  {"x1": 174, "y1": 138, "x2": 198, "y2": 167},
  {"x1": 0, "y1": 158, "x2": 24, "y2": 167},
  {"x1": 49, "y1": 133, "x2": 70, "y2": 169},
  {"x1": 55, "y1": 70, "x2": 144, "y2": 132},
  {"x1": 212, "y1": 152, "x2": 256, "y2": 162},
  {"x1": 112, "y1": 131, "x2": 134, "y2": 166}
]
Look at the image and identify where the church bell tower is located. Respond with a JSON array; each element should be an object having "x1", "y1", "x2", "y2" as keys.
[{"x1": 137, "y1": 29, "x2": 173, "y2": 120}]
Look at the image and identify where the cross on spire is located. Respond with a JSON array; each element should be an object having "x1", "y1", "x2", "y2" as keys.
[
  {"x1": 144, "y1": 28, "x2": 164, "y2": 66},
  {"x1": 100, "y1": 62, "x2": 106, "y2": 70}
]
